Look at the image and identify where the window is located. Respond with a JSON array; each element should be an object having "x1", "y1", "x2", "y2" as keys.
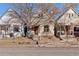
[
  {"x1": 38, "y1": 13, "x2": 43, "y2": 18},
  {"x1": 68, "y1": 13, "x2": 71, "y2": 18},
  {"x1": 74, "y1": 27, "x2": 79, "y2": 32},
  {"x1": 72, "y1": 14, "x2": 73, "y2": 16},
  {"x1": 1, "y1": 26, "x2": 8, "y2": 31},
  {"x1": 44, "y1": 25, "x2": 49, "y2": 32},
  {"x1": 68, "y1": 13, "x2": 74, "y2": 18},
  {"x1": 13, "y1": 26, "x2": 19, "y2": 32}
]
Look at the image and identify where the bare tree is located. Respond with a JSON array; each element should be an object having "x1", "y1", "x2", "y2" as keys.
[
  {"x1": 13, "y1": 4, "x2": 33, "y2": 28},
  {"x1": 13, "y1": 3, "x2": 60, "y2": 27},
  {"x1": 12, "y1": 3, "x2": 61, "y2": 38},
  {"x1": 37, "y1": 3, "x2": 60, "y2": 19},
  {"x1": 63, "y1": 3, "x2": 78, "y2": 11}
]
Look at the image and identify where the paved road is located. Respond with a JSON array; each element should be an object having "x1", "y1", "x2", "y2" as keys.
[{"x1": 0, "y1": 47, "x2": 79, "y2": 56}]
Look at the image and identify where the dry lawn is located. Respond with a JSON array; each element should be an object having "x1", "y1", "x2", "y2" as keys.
[
  {"x1": 0, "y1": 36, "x2": 79, "y2": 47},
  {"x1": 0, "y1": 37, "x2": 35, "y2": 47},
  {"x1": 38, "y1": 36, "x2": 60, "y2": 44}
]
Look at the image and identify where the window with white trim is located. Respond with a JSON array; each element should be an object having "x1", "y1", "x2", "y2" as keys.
[{"x1": 44, "y1": 25, "x2": 49, "y2": 32}]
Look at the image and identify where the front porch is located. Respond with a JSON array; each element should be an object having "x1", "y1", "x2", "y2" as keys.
[
  {"x1": 0, "y1": 24, "x2": 24, "y2": 38},
  {"x1": 56, "y1": 24, "x2": 75, "y2": 40}
]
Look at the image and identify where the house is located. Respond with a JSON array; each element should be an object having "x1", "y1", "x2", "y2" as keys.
[
  {"x1": 31, "y1": 11, "x2": 55, "y2": 37},
  {"x1": 0, "y1": 9, "x2": 24, "y2": 38},
  {"x1": 57, "y1": 8, "x2": 79, "y2": 38}
]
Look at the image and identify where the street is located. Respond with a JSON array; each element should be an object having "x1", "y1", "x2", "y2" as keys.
[{"x1": 0, "y1": 47, "x2": 79, "y2": 56}]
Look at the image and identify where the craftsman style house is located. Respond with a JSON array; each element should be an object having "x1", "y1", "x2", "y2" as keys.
[
  {"x1": 57, "y1": 8, "x2": 79, "y2": 38},
  {"x1": 29, "y1": 11, "x2": 55, "y2": 37},
  {"x1": 0, "y1": 9, "x2": 24, "y2": 38}
]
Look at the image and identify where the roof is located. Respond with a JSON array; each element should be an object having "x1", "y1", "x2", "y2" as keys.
[
  {"x1": 0, "y1": 8, "x2": 55, "y2": 26},
  {"x1": 31, "y1": 12, "x2": 54, "y2": 26},
  {"x1": 7, "y1": 9, "x2": 15, "y2": 12},
  {"x1": 57, "y1": 8, "x2": 79, "y2": 25},
  {"x1": 57, "y1": 8, "x2": 79, "y2": 20},
  {"x1": 0, "y1": 8, "x2": 23, "y2": 24}
]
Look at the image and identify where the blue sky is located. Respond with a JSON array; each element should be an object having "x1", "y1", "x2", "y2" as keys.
[
  {"x1": 0, "y1": 3, "x2": 79, "y2": 16},
  {"x1": 0, "y1": 3, "x2": 14, "y2": 16}
]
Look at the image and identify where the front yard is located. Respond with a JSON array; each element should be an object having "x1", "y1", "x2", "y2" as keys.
[{"x1": 0, "y1": 36, "x2": 79, "y2": 48}]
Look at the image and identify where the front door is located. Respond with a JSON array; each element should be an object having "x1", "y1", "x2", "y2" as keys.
[
  {"x1": 65, "y1": 25, "x2": 71, "y2": 35},
  {"x1": 32, "y1": 26, "x2": 39, "y2": 35}
]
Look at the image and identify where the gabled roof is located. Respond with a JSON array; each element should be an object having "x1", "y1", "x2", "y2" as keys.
[
  {"x1": 57, "y1": 8, "x2": 79, "y2": 20},
  {"x1": 57, "y1": 8, "x2": 79, "y2": 25},
  {"x1": 0, "y1": 8, "x2": 23, "y2": 24}
]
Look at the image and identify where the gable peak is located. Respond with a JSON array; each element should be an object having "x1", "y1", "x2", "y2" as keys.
[{"x1": 7, "y1": 9, "x2": 14, "y2": 12}]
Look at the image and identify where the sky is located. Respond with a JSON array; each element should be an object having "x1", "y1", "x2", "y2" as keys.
[
  {"x1": 0, "y1": 3, "x2": 14, "y2": 16},
  {"x1": 0, "y1": 3, "x2": 79, "y2": 16}
]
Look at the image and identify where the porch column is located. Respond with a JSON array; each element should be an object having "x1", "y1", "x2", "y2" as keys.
[
  {"x1": 72, "y1": 25, "x2": 75, "y2": 36},
  {"x1": 20, "y1": 25, "x2": 24, "y2": 36},
  {"x1": 49, "y1": 25, "x2": 54, "y2": 36},
  {"x1": 38, "y1": 25, "x2": 44, "y2": 36}
]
